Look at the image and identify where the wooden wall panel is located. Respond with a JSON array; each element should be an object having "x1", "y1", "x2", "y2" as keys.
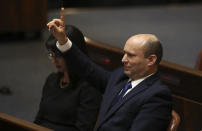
[{"x1": 0, "y1": 0, "x2": 47, "y2": 33}]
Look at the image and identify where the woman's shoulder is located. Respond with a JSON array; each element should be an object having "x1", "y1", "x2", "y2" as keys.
[
  {"x1": 43, "y1": 72, "x2": 61, "y2": 90},
  {"x1": 46, "y1": 72, "x2": 60, "y2": 81}
]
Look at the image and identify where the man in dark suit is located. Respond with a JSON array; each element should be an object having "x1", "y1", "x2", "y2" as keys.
[{"x1": 47, "y1": 8, "x2": 172, "y2": 131}]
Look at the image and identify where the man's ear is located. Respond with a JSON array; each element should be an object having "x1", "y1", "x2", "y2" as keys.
[{"x1": 147, "y1": 54, "x2": 157, "y2": 66}]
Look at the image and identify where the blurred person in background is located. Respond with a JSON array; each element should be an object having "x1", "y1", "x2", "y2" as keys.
[{"x1": 34, "y1": 25, "x2": 102, "y2": 131}]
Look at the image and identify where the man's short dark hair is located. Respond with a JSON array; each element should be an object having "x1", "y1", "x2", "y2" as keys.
[{"x1": 143, "y1": 35, "x2": 163, "y2": 65}]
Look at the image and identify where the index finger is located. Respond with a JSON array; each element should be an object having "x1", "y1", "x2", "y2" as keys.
[{"x1": 60, "y1": 8, "x2": 65, "y2": 25}]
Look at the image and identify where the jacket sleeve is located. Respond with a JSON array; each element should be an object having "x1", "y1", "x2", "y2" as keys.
[
  {"x1": 75, "y1": 82, "x2": 102, "y2": 131},
  {"x1": 63, "y1": 44, "x2": 111, "y2": 94}
]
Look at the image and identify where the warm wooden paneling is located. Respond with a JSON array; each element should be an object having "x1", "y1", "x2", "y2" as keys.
[
  {"x1": 0, "y1": 112, "x2": 53, "y2": 131},
  {"x1": 0, "y1": 0, "x2": 47, "y2": 32},
  {"x1": 172, "y1": 95, "x2": 202, "y2": 131}
]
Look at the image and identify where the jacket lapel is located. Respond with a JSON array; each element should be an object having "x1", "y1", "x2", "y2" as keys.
[
  {"x1": 96, "y1": 77, "x2": 128, "y2": 130},
  {"x1": 97, "y1": 72, "x2": 160, "y2": 129},
  {"x1": 102, "y1": 81, "x2": 149, "y2": 124},
  {"x1": 102, "y1": 79, "x2": 128, "y2": 117}
]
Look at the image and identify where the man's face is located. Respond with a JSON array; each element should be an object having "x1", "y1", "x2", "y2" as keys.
[{"x1": 122, "y1": 37, "x2": 149, "y2": 80}]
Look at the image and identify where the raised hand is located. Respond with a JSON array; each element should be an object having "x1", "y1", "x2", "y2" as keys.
[{"x1": 47, "y1": 8, "x2": 68, "y2": 45}]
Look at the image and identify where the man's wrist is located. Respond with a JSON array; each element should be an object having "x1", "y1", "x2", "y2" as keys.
[
  {"x1": 58, "y1": 37, "x2": 68, "y2": 45},
  {"x1": 56, "y1": 38, "x2": 72, "y2": 52}
]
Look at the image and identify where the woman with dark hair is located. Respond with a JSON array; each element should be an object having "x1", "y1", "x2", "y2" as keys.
[{"x1": 34, "y1": 25, "x2": 102, "y2": 131}]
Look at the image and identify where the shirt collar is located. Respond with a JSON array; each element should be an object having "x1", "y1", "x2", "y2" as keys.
[{"x1": 129, "y1": 73, "x2": 154, "y2": 88}]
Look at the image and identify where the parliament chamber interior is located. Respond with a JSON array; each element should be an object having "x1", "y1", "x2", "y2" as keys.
[{"x1": 0, "y1": 0, "x2": 202, "y2": 131}]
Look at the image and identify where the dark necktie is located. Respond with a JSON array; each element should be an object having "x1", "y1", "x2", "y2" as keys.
[{"x1": 112, "y1": 82, "x2": 132, "y2": 106}]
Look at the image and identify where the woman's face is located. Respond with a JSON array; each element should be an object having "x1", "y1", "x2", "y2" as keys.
[{"x1": 48, "y1": 51, "x2": 67, "y2": 73}]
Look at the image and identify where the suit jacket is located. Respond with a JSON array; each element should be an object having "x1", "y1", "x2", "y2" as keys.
[{"x1": 63, "y1": 44, "x2": 172, "y2": 131}]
